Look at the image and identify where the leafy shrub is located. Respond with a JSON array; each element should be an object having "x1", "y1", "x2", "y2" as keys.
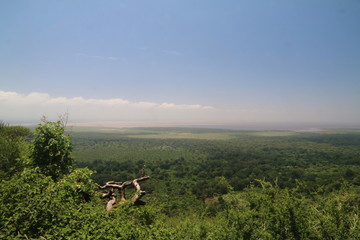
[{"x1": 31, "y1": 120, "x2": 73, "y2": 180}]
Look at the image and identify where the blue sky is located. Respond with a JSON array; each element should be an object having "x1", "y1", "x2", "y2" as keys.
[{"x1": 1, "y1": 0, "x2": 360, "y2": 128}]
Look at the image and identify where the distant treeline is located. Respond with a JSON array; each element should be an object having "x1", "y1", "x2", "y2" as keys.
[{"x1": 73, "y1": 129, "x2": 360, "y2": 200}]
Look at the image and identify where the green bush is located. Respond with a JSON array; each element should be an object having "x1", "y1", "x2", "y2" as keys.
[{"x1": 31, "y1": 120, "x2": 74, "y2": 180}]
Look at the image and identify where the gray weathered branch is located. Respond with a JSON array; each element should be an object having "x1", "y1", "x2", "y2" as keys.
[{"x1": 99, "y1": 176, "x2": 150, "y2": 211}]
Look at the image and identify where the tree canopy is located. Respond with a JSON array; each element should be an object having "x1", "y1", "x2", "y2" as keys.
[
  {"x1": 0, "y1": 122, "x2": 359, "y2": 239},
  {"x1": 31, "y1": 119, "x2": 74, "y2": 180},
  {"x1": 0, "y1": 121, "x2": 31, "y2": 180}
]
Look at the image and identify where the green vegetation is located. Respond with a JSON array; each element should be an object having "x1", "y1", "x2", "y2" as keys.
[
  {"x1": 73, "y1": 127, "x2": 360, "y2": 193},
  {"x1": 1, "y1": 123, "x2": 359, "y2": 239},
  {"x1": 0, "y1": 121, "x2": 31, "y2": 180},
  {"x1": 31, "y1": 120, "x2": 74, "y2": 180}
]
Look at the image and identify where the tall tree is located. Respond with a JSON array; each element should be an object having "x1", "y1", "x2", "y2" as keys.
[{"x1": 31, "y1": 119, "x2": 73, "y2": 180}]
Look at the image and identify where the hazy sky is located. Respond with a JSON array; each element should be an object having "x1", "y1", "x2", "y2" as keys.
[{"x1": 1, "y1": 0, "x2": 360, "y2": 128}]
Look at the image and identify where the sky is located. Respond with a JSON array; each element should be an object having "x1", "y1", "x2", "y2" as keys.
[{"x1": 1, "y1": 0, "x2": 360, "y2": 129}]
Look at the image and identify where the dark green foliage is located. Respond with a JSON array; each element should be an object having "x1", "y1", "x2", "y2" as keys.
[
  {"x1": 0, "y1": 168, "x2": 100, "y2": 239},
  {"x1": 31, "y1": 120, "x2": 74, "y2": 180},
  {"x1": 181, "y1": 181, "x2": 359, "y2": 240},
  {"x1": 0, "y1": 121, "x2": 31, "y2": 180},
  {"x1": 73, "y1": 130, "x2": 360, "y2": 196},
  {"x1": 1, "y1": 125, "x2": 360, "y2": 239}
]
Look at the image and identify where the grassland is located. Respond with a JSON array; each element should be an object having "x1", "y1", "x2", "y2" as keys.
[{"x1": 68, "y1": 126, "x2": 308, "y2": 140}]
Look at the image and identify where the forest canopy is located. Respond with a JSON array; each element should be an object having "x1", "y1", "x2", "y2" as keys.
[{"x1": 0, "y1": 121, "x2": 359, "y2": 239}]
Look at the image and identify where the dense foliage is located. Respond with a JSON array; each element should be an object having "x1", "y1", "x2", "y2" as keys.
[
  {"x1": 31, "y1": 120, "x2": 74, "y2": 180},
  {"x1": 0, "y1": 124, "x2": 359, "y2": 239},
  {"x1": 0, "y1": 121, "x2": 31, "y2": 180},
  {"x1": 73, "y1": 129, "x2": 360, "y2": 198}
]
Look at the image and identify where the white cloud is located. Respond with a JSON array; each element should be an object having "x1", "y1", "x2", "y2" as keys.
[
  {"x1": 3, "y1": 90, "x2": 357, "y2": 128},
  {"x1": 158, "y1": 102, "x2": 213, "y2": 110},
  {"x1": 0, "y1": 91, "x2": 217, "y2": 124}
]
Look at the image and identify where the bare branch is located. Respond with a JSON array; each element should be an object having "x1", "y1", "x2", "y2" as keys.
[{"x1": 99, "y1": 176, "x2": 150, "y2": 211}]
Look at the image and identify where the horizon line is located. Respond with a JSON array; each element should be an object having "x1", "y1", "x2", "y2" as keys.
[{"x1": 10, "y1": 120, "x2": 360, "y2": 131}]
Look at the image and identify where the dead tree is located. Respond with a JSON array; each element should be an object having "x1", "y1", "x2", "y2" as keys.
[{"x1": 99, "y1": 176, "x2": 150, "y2": 211}]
